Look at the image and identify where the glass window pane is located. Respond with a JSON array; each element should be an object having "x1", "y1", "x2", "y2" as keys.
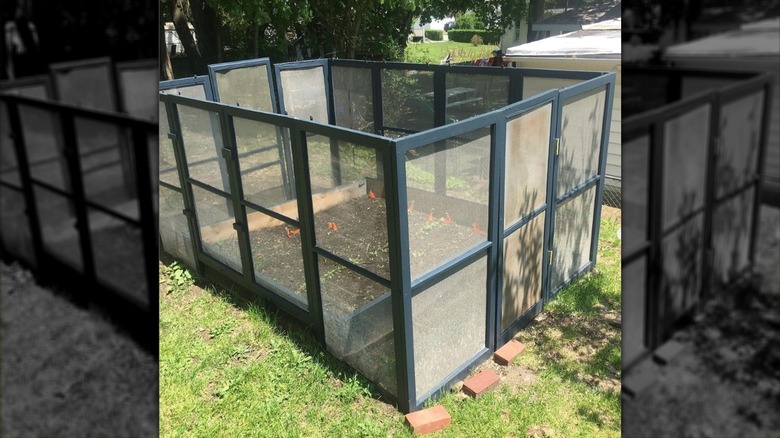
[
  {"x1": 118, "y1": 64, "x2": 158, "y2": 120},
  {"x1": 504, "y1": 103, "x2": 551, "y2": 226},
  {"x1": 502, "y1": 212, "x2": 545, "y2": 331},
  {"x1": 412, "y1": 257, "x2": 487, "y2": 398},
  {"x1": 711, "y1": 187, "x2": 755, "y2": 289},
  {"x1": 558, "y1": 87, "x2": 607, "y2": 196},
  {"x1": 52, "y1": 62, "x2": 116, "y2": 111},
  {"x1": 381, "y1": 70, "x2": 434, "y2": 134},
  {"x1": 0, "y1": 186, "x2": 36, "y2": 265},
  {"x1": 659, "y1": 213, "x2": 704, "y2": 326},
  {"x1": 445, "y1": 73, "x2": 509, "y2": 123},
  {"x1": 21, "y1": 105, "x2": 68, "y2": 191},
  {"x1": 522, "y1": 77, "x2": 581, "y2": 100},
  {"x1": 33, "y1": 185, "x2": 82, "y2": 270},
  {"x1": 622, "y1": 255, "x2": 647, "y2": 369},
  {"x1": 234, "y1": 118, "x2": 291, "y2": 208}
]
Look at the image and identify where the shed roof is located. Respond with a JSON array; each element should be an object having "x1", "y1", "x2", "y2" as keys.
[
  {"x1": 665, "y1": 17, "x2": 779, "y2": 58},
  {"x1": 507, "y1": 19, "x2": 621, "y2": 59}
]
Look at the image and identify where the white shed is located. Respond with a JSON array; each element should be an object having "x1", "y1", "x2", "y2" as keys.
[
  {"x1": 504, "y1": 19, "x2": 622, "y2": 183},
  {"x1": 664, "y1": 18, "x2": 780, "y2": 203}
]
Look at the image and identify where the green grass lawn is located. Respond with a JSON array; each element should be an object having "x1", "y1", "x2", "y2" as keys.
[
  {"x1": 160, "y1": 210, "x2": 621, "y2": 437},
  {"x1": 404, "y1": 41, "x2": 497, "y2": 65}
]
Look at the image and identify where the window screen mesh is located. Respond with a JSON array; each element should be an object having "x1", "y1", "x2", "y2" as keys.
[
  {"x1": 178, "y1": 106, "x2": 231, "y2": 194},
  {"x1": 662, "y1": 104, "x2": 710, "y2": 230},
  {"x1": 659, "y1": 213, "x2": 704, "y2": 325},
  {"x1": 622, "y1": 134, "x2": 650, "y2": 253},
  {"x1": 558, "y1": 87, "x2": 606, "y2": 196},
  {"x1": 214, "y1": 65, "x2": 274, "y2": 112},
  {"x1": 233, "y1": 118, "x2": 290, "y2": 208},
  {"x1": 53, "y1": 63, "x2": 116, "y2": 111},
  {"x1": 0, "y1": 187, "x2": 36, "y2": 265},
  {"x1": 118, "y1": 65, "x2": 158, "y2": 120},
  {"x1": 279, "y1": 67, "x2": 328, "y2": 123},
  {"x1": 319, "y1": 256, "x2": 396, "y2": 396},
  {"x1": 504, "y1": 103, "x2": 551, "y2": 226},
  {"x1": 622, "y1": 255, "x2": 647, "y2": 368},
  {"x1": 412, "y1": 257, "x2": 487, "y2": 398},
  {"x1": 192, "y1": 185, "x2": 242, "y2": 273},
  {"x1": 711, "y1": 187, "x2": 755, "y2": 289},
  {"x1": 716, "y1": 92, "x2": 764, "y2": 198},
  {"x1": 381, "y1": 70, "x2": 434, "y2": 134},
  {"x1": 89, "y1": 208, "x2": 147, "y2": 306},
  {"x1": 502, "y1": 212, "x2": 545, "y2": 330},
  {"x1": 33, "y1": 186, "x2": 82, "y2": 271},
  {"x1": 551, "y1": 186, "x2": 596, "y2": 290},
  {"x1": 405, "y1": 128, "x2": 490, "y2": 280},
  {"x1": 522, "y1": 77, "x2": 581, "y2": 100},
  {"x1": 332, "y1": 66, "x2": 374, "y2": 132},
  {"x1": 245, "y1": 206, "x2": 307, "y2": 309},
  {"x1": 159, "y1": 185, "x2": 196, "y2": 269},
  {"x1": 445, "y1": 73, "x2": 509, "y2": 123}
]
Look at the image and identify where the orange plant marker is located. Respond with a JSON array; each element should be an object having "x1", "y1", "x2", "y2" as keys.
[
  {"x1": 368, "y1": 190, "x2": 376, "y2": 199},
  {"x1": 472, "y1": 221, "x2": 486, "y2": 236},
  {"x1": 427, "y1": 210, "x2": 434, "y2": 222},
  {"x1": 440, "y1": 213, "x2": 452, "y2": 224}
]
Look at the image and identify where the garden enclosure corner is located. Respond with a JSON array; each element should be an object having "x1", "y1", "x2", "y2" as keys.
[{"x1": 159, "y1": 58, "x2": 616, "y2": 412}]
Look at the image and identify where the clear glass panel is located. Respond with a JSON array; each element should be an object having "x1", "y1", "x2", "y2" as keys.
[
  {"x1": 711, "y1": 187, "x2": 755, "y2": 289},
  {"x1": 33, "y1": 185, "x2": 82, "y2": 270},
  {"x1": 623, "y1": 134, "x2": 650, "y2": 253},
  {"x1": 332, "y1": 66, "x2": 374, "y2": 132},
  {"x1": 381, "y1": 69, "x2": 434, "y2": 134},
  {"x1": 75, "y1": 117, "x2": 139, "y2": 220},
  {"x1": 177, "y1": 105, "x2": 230, "y2": 193},
  {"x1": 279, "y1": 66, "x2": 328, "y2": 123},
  {"x1": 502, "y1": 212, "x2": 545, "y2": 331},
  {"x1": 234, "y1": 118, "x2": 291, "y2": 208},
  {"x1": 159, "y1": 84, "x2": 207, "y2": 100},
  {"x1": 214, "y1": 64, "x2": 274, "y2": 112},
  {"x1": 716, "y1": 92, "x2": 764, "y2": 198},
  {"x1": 306, "y1": 138, "x2": 389, "y2": 277},
  {"x1": 558, "y1": 87, "x2": 606, "y2": 196},
  {"x1": 118, "y1": 65, "x2": 158, "y2": 120},
  {"x1": 680, "y1": 76, "x2": 736, "y2": 99},
  {"x1": 662, "y1": 104, "x2": 710, "y2": 230},
  {"x1": 504, "y1": 103, "x2": 551, "y2": 226},
  {"x1": 0, "y1": 186, "x2": 36, "y2": 265},
  {"x1": 0, "y1": 83, "x2": 48, "y2": 99},
  {"x1": 320, "y1": 256, "x2": 396, "y2": 396},
  {"x1": 245, "y1": 206, "x2": 307, "y2": 308},
  {"x1": 159, "y1": 186, "x2": 196, "y2": 269},
  {"x1": 52, "y1": 63, "x2": 116, "y2": 111},
  {"x1": 89, "y1": 208, "x2": 147, "y2": 306},
  {"x1": 20, "y1": 105, "x2": 67, "y2": 190},
  {"x1": 412, "y1": 257, "x2": 487, "y2": 398},
  {"x1": 659, "y1": 213, "x2": 704, "y2": 324},
  {"x1": 552, "y1": 186, "x2": 596, "y2": 289},
  {"x1": 622, "y1": 255, "x2": 646, "y2": 369},
  {"x1": 445, "y1": 73, "x2": 509, "y2": 123},
  {"x1": 191, "y1": 185, "x2": 242, "y2": 272},
  {"x1": 522, "y1": 77, "x2": 581, "y2": 100},
  {"x1": 0, "y1": 103, "x2": 21, "y2": 186},
  {"x1": 405, "y1": 128, "x2": 490, "y2": 279}
]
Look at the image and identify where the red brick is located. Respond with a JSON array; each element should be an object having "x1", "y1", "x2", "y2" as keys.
[
  {"x1": 462, "y1": 369, "x2": 501, "y2": 398},
  {"x1": 405, "y1": 405, "x2": 451, "y2": 435},
  {"x1": 494, "y1": 339, "x2": 526, "y2": 366}
]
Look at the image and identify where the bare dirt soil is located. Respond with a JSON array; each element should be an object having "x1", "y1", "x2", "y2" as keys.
[
  {"x1": 622, "y1": 205, "x2": 780, "y2": 437},
  {"x1": 0, "y1": 261, "x2": 158, "y2": 437}
]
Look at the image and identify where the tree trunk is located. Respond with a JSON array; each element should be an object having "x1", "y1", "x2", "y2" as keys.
[
  {"x1": 190, "y1": 0, "x2": 221, "y2": 66},
  {"x1": 526, "y1": 0, "x2": 545, "y2": 43},
  {"x1": 160, "y1": 17, "x2": 174, "y2": 80},
  {"x1": 172, "y1": 0, "x2": 204, "y2": 74}
]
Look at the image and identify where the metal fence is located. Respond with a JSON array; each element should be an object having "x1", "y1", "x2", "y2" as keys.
[
  {"x1": 621, "y1": 66, "x2": 774, "y2": 375},
  {"x1": 0, "y1": 58, "x2": 158, "y2": 348},
  {"x1": 160, "y1": 58, "x2": 616, "y2": 412}
]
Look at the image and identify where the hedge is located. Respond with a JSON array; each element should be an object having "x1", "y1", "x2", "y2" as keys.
[
  {"x1": 425, "y1": 29, "x2": 443, "y2": 41},
  {"x1": 447, "y1": 29, "x2": 502, "y2": 45}
]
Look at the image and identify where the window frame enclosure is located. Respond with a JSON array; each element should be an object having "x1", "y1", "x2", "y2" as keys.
[
  {"x1": 160, "y1": 58, "x2": 616, "y2": 412},
  {"x1": 0, "y1": 66, "x2": 158, "y2": 346},
  {"x1": 621, "y1": 66, "x2": 774, "y2": 374}
]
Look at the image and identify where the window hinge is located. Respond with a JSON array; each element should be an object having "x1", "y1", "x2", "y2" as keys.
[{"x1": 555, "y1": 138, "x2": 560, "y2": 156}]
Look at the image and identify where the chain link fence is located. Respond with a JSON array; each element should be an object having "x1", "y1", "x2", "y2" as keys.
[{"x1": 603, "y1": 176, "x2": 621, "y2": 209}]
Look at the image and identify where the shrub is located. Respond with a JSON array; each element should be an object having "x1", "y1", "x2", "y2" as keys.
[
  {"x1": 425, "y1": 29, "x2": 443, "y2": 41},
  {"x1": 447, "y1": 29, "x2": 502, "y2": 45},
  {"x1": 454, "y1": 12, "x2": 485, "y2": 30},
  {"x1": 470, "y1": 34, "x2": 484, "y2": 46}
]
